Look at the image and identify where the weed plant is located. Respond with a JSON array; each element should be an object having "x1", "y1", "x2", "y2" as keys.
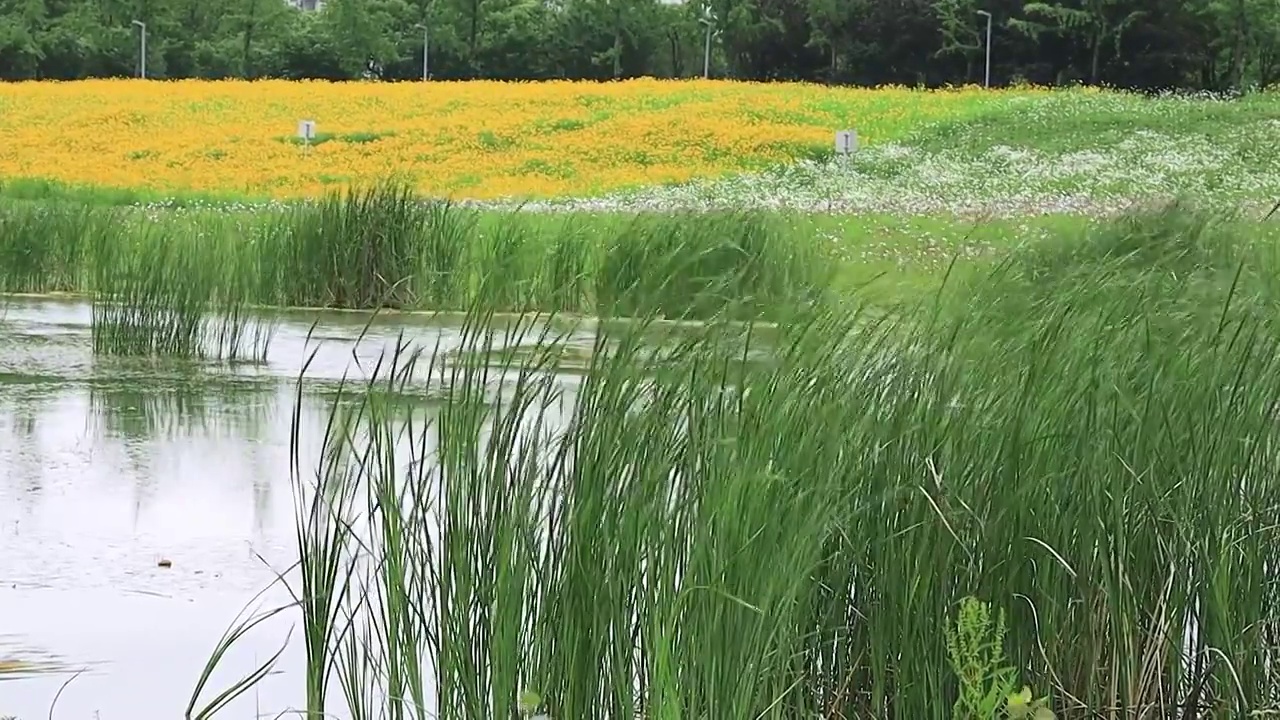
[{"x1": 194, "y1": 206, "x2": 1280, "y2": 719}]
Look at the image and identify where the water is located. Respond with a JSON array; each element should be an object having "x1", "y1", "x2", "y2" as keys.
[{"x1": 0, "y1": 297, "x2": 594, "y2": 720}]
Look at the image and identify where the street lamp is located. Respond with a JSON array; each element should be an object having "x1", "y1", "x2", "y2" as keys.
[
  {"x1": 415, "y1": 23, "x2": 429, "y2": 80},
  {"x1": 131, "y1": 20, "x2": 147, "y2": 79},
  {"x1": 698, "y1": 5, "x2": 716, "y2": 79},
  {"x1": 976, "y1": 10, "x2": 992, "y2": 88}
]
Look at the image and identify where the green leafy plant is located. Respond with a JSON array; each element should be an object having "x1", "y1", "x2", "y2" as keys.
[
  {"x1": 1005, "y1": 686, "x2": 1055, "y2": 720},
  {"x1": 946, "y1": 596, "x2": 1055, "y2": 720},
  {"x1": 518, "y1": 688, "x2": 546, "y2": 717}
]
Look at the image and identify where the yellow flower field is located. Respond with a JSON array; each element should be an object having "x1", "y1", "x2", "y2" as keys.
[{"x1": 0, "y1": 79, "x2": 1040, "y2": 200}]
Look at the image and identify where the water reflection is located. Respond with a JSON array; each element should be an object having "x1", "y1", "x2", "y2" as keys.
[
  {"x1": 0, "y1": 297, "x2": 597, "y2": 720},
  {"x1": 0, "y1": 380, "x2": 297, "y2": 590},
  {"x1": 88, "y1": 373, "x2": 274, "y2": 442},
  {"x1": 0, "y1": 304, "x2": 301, "y2": 719}
]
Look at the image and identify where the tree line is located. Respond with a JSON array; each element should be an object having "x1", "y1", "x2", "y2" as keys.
[{"x1": 1, "y1": 0, "x2": 1277, "y2": 89}]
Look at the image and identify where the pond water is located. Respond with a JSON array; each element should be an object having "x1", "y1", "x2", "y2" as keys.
[{"x1": 0, "y1": 297, "x2": 594, "y2": 720}]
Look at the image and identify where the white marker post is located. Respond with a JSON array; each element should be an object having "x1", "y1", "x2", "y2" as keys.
[
  {"x1": 835, "y1": 129, "x2": 858, "y2": 157},
  {"x1": 297, "y1": 119, "x2": 317, "y2": 156}
]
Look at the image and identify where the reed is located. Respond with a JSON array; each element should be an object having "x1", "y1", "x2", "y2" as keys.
[
  {"x1": 596, "y1": 210, "x2": 829, "y2": 320},
  {"x1": 258, "y1": 182, "x2": 434, "y2": 309},
  {"x1": 186, "y1": 205, "x2": 1280, "y2": 719},
  {"x1": 87, "y1": 222, "x2": 274, "y2": 361},
  {"x1": 0, "y1": 182, "x2": 829, "y2": 361},
  {"x1": 0, "y1": 199, "x2": 103, "y2": 293},
  {"x1": 0, "y1": 182, "x2": 832, "y2": 321}
]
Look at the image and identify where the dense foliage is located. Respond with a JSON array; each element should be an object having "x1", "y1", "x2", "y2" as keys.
[{"x1": 0, "y1": 0, "x2": 1277, "y2": 89}]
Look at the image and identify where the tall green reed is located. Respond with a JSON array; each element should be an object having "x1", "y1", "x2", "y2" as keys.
[
  {"x1": 261, "y1": 182, "x2": 434, "y2": 309},
  {"x1": 596, "y1": 211, "x2": 829, "y2": 320},
  {"x1": 0, "y1": 183, "x2": 831, "y2": 321},
  {"x1": 270, "y1": 305, "x2": 861, "y2": 720},
  {"x1": 535, "y1": 218, "x2": 593, "y2": 314},
  {"x1": 929, "y1": 205, "x2": 1280, "y2": 716},
  {"x1": 0, "y1": 199, "x2": 106, "y2": 292},
  {"x1": 88, "y1": 222, "x2": 274, "y2": 360},
  {"x1": 198, "y1": 205, "x2": 1280, "y2": 719}
]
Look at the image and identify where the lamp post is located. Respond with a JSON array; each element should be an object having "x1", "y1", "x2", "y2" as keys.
[
  {"x1": 131, "y1": 20, "x2": 147, "y2": 79},
  {"x1": 976, "y1": 10, "x2": 992, "y2": 88},
  {"x1": 698, "y1": 5, "x2": 716, "y2": 79},
  {"x1": 415, "y1": 23, "x2": 429, "y2": 80}
]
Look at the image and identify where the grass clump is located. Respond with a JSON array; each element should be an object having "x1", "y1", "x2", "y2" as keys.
[
  {"x1": 261, "y1": 181, "x2": 433, "y2": 309},
  {"x1": 88, "y1": 223, "x2": 273, "y2": 361}
]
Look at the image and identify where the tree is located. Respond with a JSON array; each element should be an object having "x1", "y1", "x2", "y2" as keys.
[
  {"x1": 932, "y1": 0, "x2": 983, "y2": 82},
  {"x1": 1009, "y1": 0, "x2": 1145, "y2": 82},
  {"x1": 560, "y1": 0, "x2": 661, "y2": 78},
  {"x1": 0, "y1": 0, "x2": 1265, "y2": 88},
  {"x1": 321, "y1": 0, "x2": 403, "y2": 77}
]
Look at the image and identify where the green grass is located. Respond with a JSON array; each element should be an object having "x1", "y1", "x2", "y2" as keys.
[
  {"x1": 187, "y1": 206, "x2": 1280, "y2": 719},
  {"x1": 904, "y1": 90, "x2": 1280, "y2": 156},
  {"x1": 0, "y1": 177, "x2": 264, "y2": 209}
]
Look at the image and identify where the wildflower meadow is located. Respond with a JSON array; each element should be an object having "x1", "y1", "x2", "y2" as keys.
[
  {"x1": 1, "y1": 80, "x2": 1277, "y2": 215},
  {"x1": 0, "y1": 79, "x2": 1028, "y2": 199}
]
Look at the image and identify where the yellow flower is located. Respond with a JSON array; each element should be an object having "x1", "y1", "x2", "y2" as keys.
[{"x1": 0, "y1": 79, "x2": 1044, "y2": 200}]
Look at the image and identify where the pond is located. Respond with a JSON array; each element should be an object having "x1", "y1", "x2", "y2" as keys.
[{"x1": 0, "y1": 297, "x2": 596, "y2": 720}]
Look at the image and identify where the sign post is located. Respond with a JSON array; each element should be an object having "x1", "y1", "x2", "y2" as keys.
[
  {"x1": 835, "y1": 129, "x2": 858, "y2": 157},
  {"x1": 297, "y1": 120, "x2": 317, "y2": 156}
]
